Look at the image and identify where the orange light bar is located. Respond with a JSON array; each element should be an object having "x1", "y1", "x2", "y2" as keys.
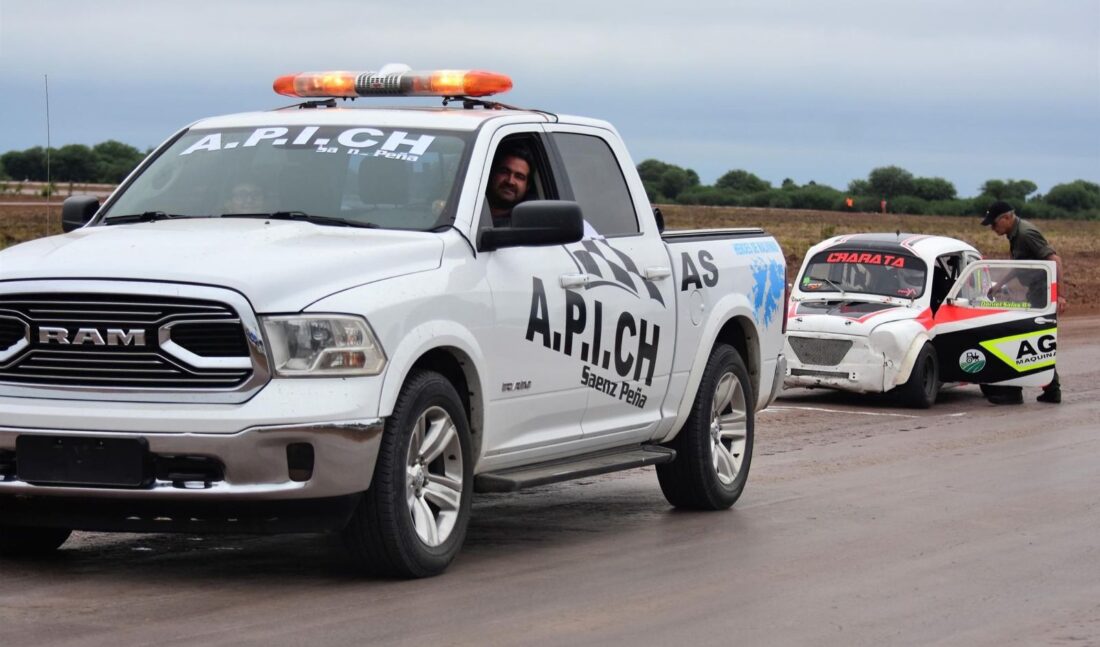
[
  {"x1": 274, "y1": 71, "x2": 359, "y2": 98},
  {"x1": 273, "y1": 69, "x2": 512, "y2": 98}
]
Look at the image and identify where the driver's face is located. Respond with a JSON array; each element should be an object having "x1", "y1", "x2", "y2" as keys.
[{"x1": 489, "y1": 156, "x2": 530, "y2": 205}]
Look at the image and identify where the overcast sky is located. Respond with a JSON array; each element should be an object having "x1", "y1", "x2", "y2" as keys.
[{"x1": 1, "y1": 0, "x2": 1097, "y2": 195}]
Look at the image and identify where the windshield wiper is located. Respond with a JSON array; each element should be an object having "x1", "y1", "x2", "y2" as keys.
[
  {"x1": 105, "y1": 211, "x2": 196, "y2": 225},
  {"x1": 807, "y1": 275, "x2": 847, "y2": 295},
  {"x1": 220, "y1": 211, "x2": 379, "y2": 229}
]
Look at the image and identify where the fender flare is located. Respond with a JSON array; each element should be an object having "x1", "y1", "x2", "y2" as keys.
[
  {"x1": 377, "y1": 320, "x2": 489, "y2": 422},
  {"x1": 894, "y1": 332, "x2": 933, "y2": 388}
]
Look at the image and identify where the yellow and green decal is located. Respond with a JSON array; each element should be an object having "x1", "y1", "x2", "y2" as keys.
[{"x1": 979, "y1": 328, "x2": 1057, "y2": 372}]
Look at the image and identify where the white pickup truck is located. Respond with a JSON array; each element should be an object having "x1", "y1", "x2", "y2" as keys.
[{"x1": 0, "y1": 68, "x2": 786, "y2": 577}]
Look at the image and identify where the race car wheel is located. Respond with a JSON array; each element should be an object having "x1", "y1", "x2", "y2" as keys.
[
  {"x1": 657, "y1": 343, "x2": 754, "y2": 510},
  {"x1": 0, "y1": 525, "x2": 71, "y2": 557},
  {"x1": 342, "y1": 369, "x2": 472, "y2": 578},
  {"x1": 898, "y1": 343, "x2": 939, "y2": 408}
]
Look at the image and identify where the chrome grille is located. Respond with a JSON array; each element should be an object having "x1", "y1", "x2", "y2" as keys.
[
  {"x1": 0, "y1": 294, "x2": 252, "y2": 389},
  {"x1": 169, "y1": 322, "x2": 249, "y2": 357},
  {"x1": 0, "y1": 317, "x2": 26, "y2": 350},
  {"x1": 788, "y1": 336, "x2": 853, "y2": 366}
]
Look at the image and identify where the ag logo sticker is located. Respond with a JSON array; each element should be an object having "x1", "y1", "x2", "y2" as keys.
[
  {"x1": 979, "y1": 328, "x2": 1057, "y2": 373},
  {"x1": 959, "y1": 349, "x2": 986, "y2": 374}
]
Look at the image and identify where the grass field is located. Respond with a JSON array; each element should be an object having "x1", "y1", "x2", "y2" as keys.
[{"x1": 3, "y1": 199, "x2": 1097, "y2": 314}]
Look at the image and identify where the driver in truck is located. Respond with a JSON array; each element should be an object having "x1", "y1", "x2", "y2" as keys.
[{"x1": 486, "y1": 145, "x2": 532, "y2": 227}]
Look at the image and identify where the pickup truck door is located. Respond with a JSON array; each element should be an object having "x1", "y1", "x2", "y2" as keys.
[
  {"x1": 544, "y1": 126, "x2": 676, "y2": 444},
  {"x1": 477, "y1": 126, "x2": 590, "y2": 461},
  {"x1": 931, "y1": 260, "x2": 1057, "y2": 387}
]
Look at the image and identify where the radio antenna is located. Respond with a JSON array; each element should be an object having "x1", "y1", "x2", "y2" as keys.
[{"x1": 44, "y1": 74, "x2": 52, "y2": 237}]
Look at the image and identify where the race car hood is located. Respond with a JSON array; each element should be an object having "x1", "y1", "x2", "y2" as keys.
[
  {"x1": 787, "y1": 298, "x2": 925, "y2": 337},
  {"x1": 0, "y1": 219, "x2": 444, "y2": 312}
]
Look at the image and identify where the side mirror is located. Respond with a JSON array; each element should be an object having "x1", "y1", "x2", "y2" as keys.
[
  {"x1": 61, "y1": 196, "x2": 100, "y2": 232},
  {"x1": 478, "y1": 200, "x2": 584, "y2": 251},
  {"x1": 652, "y1": 206, "x2": 665, "y2": 233}
]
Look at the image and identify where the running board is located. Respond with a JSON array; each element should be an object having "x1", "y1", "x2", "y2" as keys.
[{"x1": 474, "y1": 444, "x2": 676, "y2": 493}]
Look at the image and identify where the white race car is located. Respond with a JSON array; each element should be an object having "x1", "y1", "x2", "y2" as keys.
[{"x1": 784, "y1": 233, "x2": 1059, "y2": 407}]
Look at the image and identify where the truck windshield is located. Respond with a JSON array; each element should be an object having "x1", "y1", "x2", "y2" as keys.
[
  {"x1": 103, "y1": 125, "x2": 472, "y2": 231},
  {"x1": 799, "y1": 249, "x2": 928, "y2": 299}
]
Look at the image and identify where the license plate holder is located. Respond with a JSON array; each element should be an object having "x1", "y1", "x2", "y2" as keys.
[{"x1": 16, "y1": 435, "x2": 150, "y2": 487}]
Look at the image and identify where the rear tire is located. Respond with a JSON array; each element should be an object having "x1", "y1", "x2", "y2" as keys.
[
  {"x1": 898, "y1": 343, "x2": 939, "y2": 408},
  {"x1": 342, "y1": 369, "x2": 472, "y2": 578},
  {"x1": 657, "y1": 343, "x2": 754, "y2": 510},
  {"x1": 0, "y1": 525, "x2": 71, "y2": 557}
]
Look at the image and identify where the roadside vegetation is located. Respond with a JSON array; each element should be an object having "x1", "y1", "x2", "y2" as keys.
[
  {"x1": 639, "y1": 160, "x2": 1100, "y2": 221},
  {"x1": 0, "y1": 141, "x2": 146, "y2": 189}
]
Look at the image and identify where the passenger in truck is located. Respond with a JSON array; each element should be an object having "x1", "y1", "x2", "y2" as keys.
[{"x1": 223, "y1": 182, "x2": 269, "y2": 214}]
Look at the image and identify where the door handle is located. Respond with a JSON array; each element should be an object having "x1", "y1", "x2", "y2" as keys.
[
  {"x1": 644, "y1": 266, "x2": 671, "y2": 280},
  {"x1": 560, "y1": 273, "x2": 590, "y2": 289},
  {"x1": 1034, "y1": 316, "x2": 1056, "y2": 325}
]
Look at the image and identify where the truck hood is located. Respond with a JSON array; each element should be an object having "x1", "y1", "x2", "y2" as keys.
[
  {"x1": 0, "y1": 219, "x2": 444, "y2": 312},
  {"x1": 787, "y1": 298, "x2": 926, "y2": 337}
]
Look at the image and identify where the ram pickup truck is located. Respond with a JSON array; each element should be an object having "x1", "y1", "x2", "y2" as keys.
[{"x1": 0, "y1": 67, "x2": 786, "y2": 577}]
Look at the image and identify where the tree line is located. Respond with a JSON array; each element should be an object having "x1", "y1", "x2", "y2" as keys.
[
  {"x1": 2, "y1": 142, "x2": 1096, "y2": 220},
  {"x1": 639, "y1": 160, "x2": 1100, "y2": 220},
  {"x1": 0, "y1": 142, "x2": 147, "y2": 185}
]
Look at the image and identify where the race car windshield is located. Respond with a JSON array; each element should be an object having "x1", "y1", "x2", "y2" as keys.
[
  {"x1": 799, "y1": 249, "x2": 928, "y2": 299},
  {"x1": 103, "y1": 125, "x2": 472, "y2": 231}
]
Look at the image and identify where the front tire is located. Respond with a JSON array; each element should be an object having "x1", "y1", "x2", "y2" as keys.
[
  {"x1": 342, "y1": 369, "x2": 473, "y2": 578},
  {"x1": 898, "y1": 343, "x2": 939, "y2": 409},
  {"x1": 0, "y1": 525, "x2": 71, "y2": 557},
  {"x1": 657, "y1": 343, "x2": 754, "y2": 510}
]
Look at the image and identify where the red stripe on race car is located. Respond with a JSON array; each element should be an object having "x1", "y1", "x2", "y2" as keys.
[{"x1": 932, "y1": 304, "x2": 1006, "y2": 326}]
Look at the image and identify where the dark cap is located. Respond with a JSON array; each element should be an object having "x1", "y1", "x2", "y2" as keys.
[{"x1": 982, "y1": 200, "x2": 1014, "y2": 226}]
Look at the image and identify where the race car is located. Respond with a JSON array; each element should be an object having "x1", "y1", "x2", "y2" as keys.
[{"x1": 783, "y1": 233, "x2": 1059, "y2": 407}]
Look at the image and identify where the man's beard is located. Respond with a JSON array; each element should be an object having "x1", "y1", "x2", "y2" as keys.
[{"x1": 488, "y1": 186, "x2": 520, "y2": 210}]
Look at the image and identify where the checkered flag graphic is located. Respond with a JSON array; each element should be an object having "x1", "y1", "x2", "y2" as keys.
[{"x1": 568, "y1": 239, "x2": 666, "y2": 307}]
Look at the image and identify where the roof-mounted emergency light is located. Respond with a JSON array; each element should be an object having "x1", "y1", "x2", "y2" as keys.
[{"x1": 273, "y1": 65, "x2": 513, "y2": 99}]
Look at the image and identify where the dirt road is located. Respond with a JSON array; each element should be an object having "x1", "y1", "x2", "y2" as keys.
[{"x1": 2, "y1": 318, "x2": 1098, "y2": 646}]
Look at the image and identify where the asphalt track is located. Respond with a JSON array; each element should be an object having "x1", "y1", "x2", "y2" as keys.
[{"x1": 2, "y1": 316, "x2": 1098, "y2": 646}]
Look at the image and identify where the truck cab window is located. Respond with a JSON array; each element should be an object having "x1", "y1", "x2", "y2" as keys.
[
  {"x1": 550, "y1": 133, "x2": 639, "y2": 237},
  {"x1": 480, "y1": 134, "x2": 554, "y2": 230}
]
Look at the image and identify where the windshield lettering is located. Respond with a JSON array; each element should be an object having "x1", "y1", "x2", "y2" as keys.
[
  {"x1": 382, "y1": 131, "x2": 435, "y2": 156},
  {"x1": 179, "y1": 127, "x2": 438, "y2": 160},
  {"x1": 243, "y1": 127, "x2": 290, "y2": 147},
  {"x1": 337, "y1": 128, "x2": 384, "y2": 149},
  {"x1": 180, "y1": 134, "x2": 223, "y2": 155},
  {"x1": 802, "y1": 249, "x2": 927, "y2": 298},
  {"x1": 826, "y1": 251, "x2": 906, "y2": 268},
  {"x1": 106, "y1": 125, "x2": 469, "y2": 232}
]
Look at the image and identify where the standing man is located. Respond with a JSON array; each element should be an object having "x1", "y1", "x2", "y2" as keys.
[{"x1": 981, "y1": 200, "x2": 1065, "y2": 404}]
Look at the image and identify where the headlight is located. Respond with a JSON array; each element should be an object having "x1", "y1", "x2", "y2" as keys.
[{"x1": 261, "y1": 315, "x2": 386, "y2": 377}]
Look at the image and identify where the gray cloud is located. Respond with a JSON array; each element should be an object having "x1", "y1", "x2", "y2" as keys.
[{"x1": 1, "y1": 0, "x2": 1096, "y2": 193}]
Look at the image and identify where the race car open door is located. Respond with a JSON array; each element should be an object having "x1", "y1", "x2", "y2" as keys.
[{"x1": 931, "y1": 260, "x2": 1057, "y2": 387}]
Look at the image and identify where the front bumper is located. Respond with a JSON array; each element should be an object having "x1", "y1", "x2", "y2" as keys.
[
  {"x1": 783, "y1": 334, "x2": 894, "y2": 394},
  {"x1": 0, "y1": 418, "x2": 384, "y2": 501}
]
